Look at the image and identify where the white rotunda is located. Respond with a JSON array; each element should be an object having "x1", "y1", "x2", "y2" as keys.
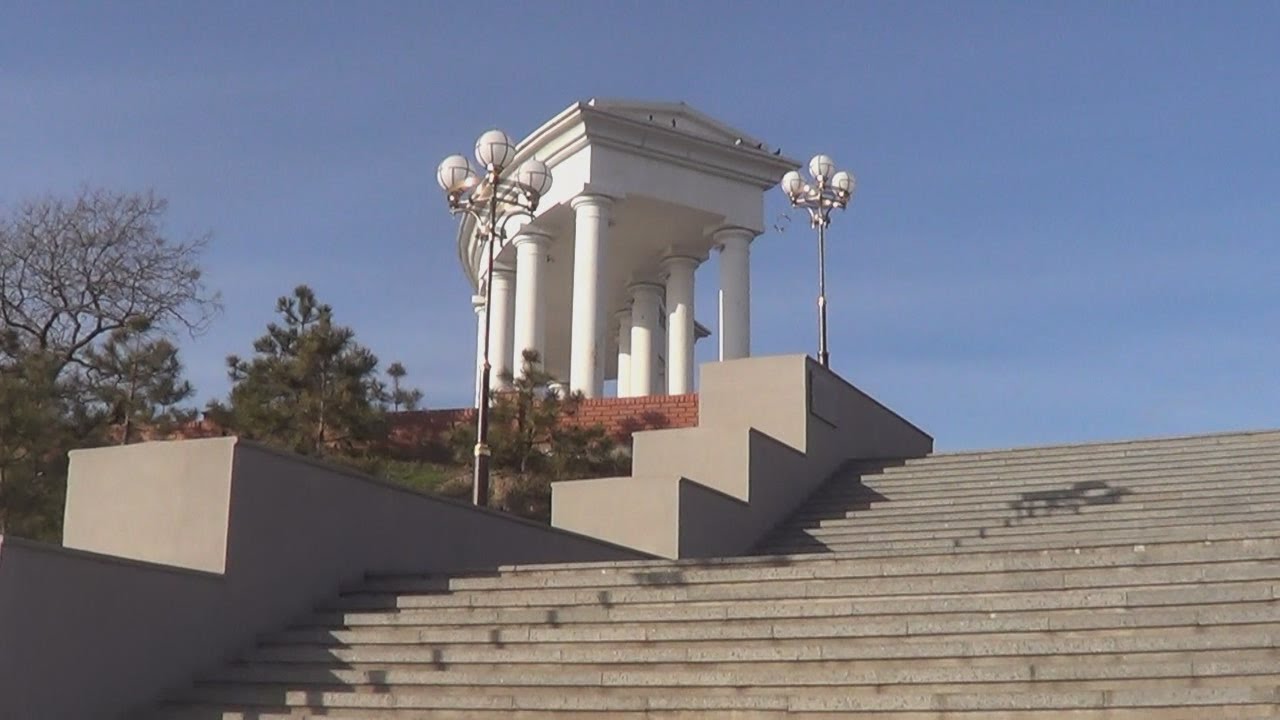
[{"x1": 455, "y1": 99, "x2": 798, "y2": 399}]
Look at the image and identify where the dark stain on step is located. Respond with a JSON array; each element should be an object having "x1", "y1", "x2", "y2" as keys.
[{"x1": 1008, "y1": 481, "x2": 1133, "y2": 523}]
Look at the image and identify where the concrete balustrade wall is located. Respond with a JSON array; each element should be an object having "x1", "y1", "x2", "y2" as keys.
[
  {"x1": 0, "y1": 438, "x2": 642, "y2": 720},
  {"x1": 552, "y1": 355, "x2": 933, "y2": 558}
]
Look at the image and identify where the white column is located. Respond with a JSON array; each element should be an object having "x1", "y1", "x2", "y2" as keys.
[
  {"x1": 716, "y1": 227, "x2": 753, "y2": 360},
  {"x1": 629, "y1": 282, "x2": 663, "y2": 397},
  {"x1": 471, "y1": 294, "x2": 486, "y2": 406},
  {"x1": 512, "y1": 231, "x2": 551, "y2": 375},
  {"x1": 488, "y1": 262, "x2": 516, "y2": 388},
  {"x1": 662, "y1": 256, "x2": 699, "y2": 394},
  {"x1": 615, "y1": 308, "x2": 632, "y2": 397},
  {"x1": 594, "y1": 334, "x2": 605, "y2": 394},
  {"x1": 569, "y1": 194, "x2": 612, "y2": 397}
]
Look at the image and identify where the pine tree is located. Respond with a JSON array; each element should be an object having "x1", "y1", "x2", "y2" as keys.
[
  {"x1": 488, "y1": 350, "x2": 577, "y2": 475},
  {"x1": 84, "y1": 324, "x2": 197, "y2": 444},
  {"x1": 448, "y1": 350, "x2": 626, "y2": 520},
  {"x1": 387, "y1": 361, "x2": 424, "y2": 412},
  {"x1": 0, "y1": 351, "x2": 79, "y2": 540},
  {"x1": 207, "y1": 286, "x2": 388, "y2": 458}
]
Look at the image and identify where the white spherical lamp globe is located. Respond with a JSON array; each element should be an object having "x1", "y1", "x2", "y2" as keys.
[
  {"x1": 516, "y1": 159, "x2": 553, "y2": 196},
  {"x1": 831, "y1": 170, "x2": 855, "y2": 196},
  {"x1": 436, "y1": 154, "x2": 475, "y2": 192},
  {"x1": 475, "y1": 129, "x2": 516, "y2": 170},
  {"x1": 780, "y1": 170, "x2": 805, "y2": 198},
  {"x1": 808, "y1": 154, "x2": 835, "y2": 182}
]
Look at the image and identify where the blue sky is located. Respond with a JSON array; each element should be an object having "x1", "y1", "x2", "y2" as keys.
[{"x1": 3, "y1": 2, "x2": 1277, "y2": 451}]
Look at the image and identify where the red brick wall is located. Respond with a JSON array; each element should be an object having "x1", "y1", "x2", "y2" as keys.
[
  {"x1": 387, "y1": 394, "x2": 699, "y2": 453},
  {"x1": 151, "y1": 396, "x2": 699, "y2": 459},
  {"x1": 561, "y1": 394, "x2": 699, "y2": 440},
  {"x1": 387, "y1": 407, "x2": 476, "y2": 451}
]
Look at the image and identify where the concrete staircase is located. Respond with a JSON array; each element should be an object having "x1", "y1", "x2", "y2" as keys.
[
  {"x1": 756, "y1": 428, "x2": 1280, "y2": 556},
  {"x1": 148, "y1": 429, "x2": 1280, "y2": 718}
]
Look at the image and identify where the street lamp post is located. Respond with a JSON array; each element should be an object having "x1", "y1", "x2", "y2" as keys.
[
  {"x1": 437, "y1": 130, "x2": 552, "y2": 507},
  {"x1": 780, "y1": 155, "x2": 856, "y2": 369}
]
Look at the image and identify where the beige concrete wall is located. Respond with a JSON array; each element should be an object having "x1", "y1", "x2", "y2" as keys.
[
  {"x1": 552, "y1": 354, "x2": 932, "y2": 558},
  {"x1": 0, "y1": 439, "x2": 641, "y2": 720},
  {"x1": 697, "y1": 354, "x2": 810, "y2": 451},
  {"x1": 804, "y1": 361, "x2": 934, "y2": 462},
  {"x1": 550, "y1": 475, "x2": 682, "y2": 558},
  {"x1": 0, "y1": 536, "x2": 225, "y2": 720},
  {"x1": 63, "y1": 437, "x2": 236, "y2": 573},
  {"x1": 631, "y1": 426, "x2": 750, "y2": 498}
]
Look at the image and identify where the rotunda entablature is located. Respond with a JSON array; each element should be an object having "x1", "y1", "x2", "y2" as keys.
[{"x1": 456, "y1": 98, "x2": 798, "y2": 292}]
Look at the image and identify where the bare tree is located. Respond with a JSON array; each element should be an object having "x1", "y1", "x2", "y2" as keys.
[{"x1": 0, "y1": 188, "x2": 220, "y2": 375}]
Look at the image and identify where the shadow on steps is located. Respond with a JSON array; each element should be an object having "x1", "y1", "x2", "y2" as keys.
[{"x1": 754, "y1": 460, "x2": 1142, "y2": 555}]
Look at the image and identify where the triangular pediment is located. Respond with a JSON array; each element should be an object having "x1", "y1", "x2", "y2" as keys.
[{"x1": 586, "y1": 98, "x2": 769, "y2": 151}]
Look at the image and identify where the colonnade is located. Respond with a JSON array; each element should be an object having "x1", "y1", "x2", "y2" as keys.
[{"x1": 475, "y1": 194, "x2": 754, "y2": 400}]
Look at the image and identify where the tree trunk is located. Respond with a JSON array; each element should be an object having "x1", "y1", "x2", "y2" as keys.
[{"x1": 120, "y1": 368, "x2": 139, "y2": 445}]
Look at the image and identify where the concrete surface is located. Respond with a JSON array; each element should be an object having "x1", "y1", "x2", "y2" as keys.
[
  {"x1": 552, "y1": 354, "x2": 933, "y2": 558},
  {"x1": 142, "y1": 428, "x2": 1280, "y2": 720},
  {"x1": 0, "y1": 438, "x2": 641, "y2": 720}
]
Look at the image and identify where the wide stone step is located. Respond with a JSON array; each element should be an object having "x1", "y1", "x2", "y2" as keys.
[
  {"x1": 358, "y1": 535, "x2": 1280, "y2": 593},
  {"x1": 490, "y1": 524, "x2": 1280, "y2": 574},
  {"x1": 149, "y1": 703, "x2": 1280, "y2": 720},
  {"x1": 865, "y1": 474, "x2": 1280, "y2": 504},
  {"x1": 864, "y1": 441, "x2": 1280, "y2": 473},
  {"x1": 806, "y1": 476, "x2": 1280, "y2": 518},
  {"x1": 337, "y1": 527, "x2": 1280, "y2": 594},
  {"x1": 773, "y1": 513, "x2": 1280, "y2": 552},
  {"x1": 758, "y1": 519, "x2": 1280, "y2": 556},
  {"x1": 207, "y1": 646, "x2": 1280, "y2": 680},
  {"x1": 241, "y1": 623, "x2": 1280, "y2": 665},
  {"x1": 810, "y1": 472, "x2": 1280, "y2": 516},
  {"x1": 788, "y1": 499, "x2": 1280, "y2": 537},
  {"x1": 779, "y1": 506, "x2": 1280, "y2": 544},
  {"x1": 861, "y1": 458, "x2": 1280, "y2": 493},
  {"x1": 814, "y1": 467, "x2": 1280, "y2": 504},
  {"x1": 158, "y1": 683, "x2": 1280, "y2": 716},
  {"x1": 199, "y1": 655, "x2": 1280, "y2": 691},
  {"x1": 880, "y1": 430, "x2": 1280, "y2": 470},
  {"x1": 850, "y1": 457, "x2": 1280, "y2": 498},
  {"x1": 330, "y1": 560, "x2": 1280, "y2": 613},
  {"x1": 180, "y1": 671, "x2": 1280, "y2": 704},
  {"x1": 311, "y1": 579, "x2": 1280, "y2": 630},
  {"x1": 262, "y1": 601, "x2": 1280, "y2": 648},
  {"x1": 782, "y1": 495, "x2": 1280, "y2": 535},
  {"x1": 206, "y1": 675, "x2": 1280, "y2": 704},
  {"x1": 791, "y1": 480, "x2": 1280, "y2": 523}
]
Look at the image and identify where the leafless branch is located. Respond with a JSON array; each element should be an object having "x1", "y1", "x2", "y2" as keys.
[{"x1": 0, "y1": 188, "x2": 221, "y2": 375}]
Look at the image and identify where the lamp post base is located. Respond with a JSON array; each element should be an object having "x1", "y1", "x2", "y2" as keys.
[
  {"x1": 473, "y1": 354, "x2": 493, "y2": 507},
  {"x1": 472, "y1": 444, "x2": 491, "y2": 507}
]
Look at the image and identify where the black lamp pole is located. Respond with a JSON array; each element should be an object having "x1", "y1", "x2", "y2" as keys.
[
  {"x1": 437, "y1": 132, "x2": 551, "y2": 506},
  {"x1": 781, "y1": 156, "x2": 855, "y2": 370}
]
